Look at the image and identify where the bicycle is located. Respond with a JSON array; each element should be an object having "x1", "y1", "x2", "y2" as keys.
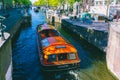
[{"x1": 0, "y1": 16, "x2": 6, "y2": 40}]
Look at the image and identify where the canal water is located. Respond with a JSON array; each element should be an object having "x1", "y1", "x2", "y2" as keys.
[{"x1": 12, "y1": 10, "x2": 117, "y2": 80}]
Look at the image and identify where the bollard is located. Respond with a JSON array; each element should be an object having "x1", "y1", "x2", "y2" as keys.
[{"x1": 52, "y1": 16, "x2": 55, "y2": 26}]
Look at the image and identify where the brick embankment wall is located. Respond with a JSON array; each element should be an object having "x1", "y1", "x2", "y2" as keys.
[
  {"x1": 107, "y1": 22, "x2": 120, "y2": 80},
  {"x1": 61, "y1": 19, "x2": 108, "y2": 52},
  {"x1": 0, "y1": 34, "x2": 12, "y2": 80}
]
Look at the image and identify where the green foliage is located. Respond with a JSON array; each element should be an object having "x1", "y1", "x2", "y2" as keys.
[
  {"x1": 21, "y1": 0, "x2": 31, "y2": 5},
  {"x1": 33, "y1": 0, "x2": 82, "y2": 7},
  {"x1": 49, "y1": 0, "x2": 59, "y2": 6},
  {"x1": 33, "y1": 0, "x2": 46, "y2": 6},
  {"x1": 13, "y1": 0, "x2": 31, "y2": 5},
  {"x1": 59, "y1": 0, "x2": 66, "y2": 6},
  {"x1": 33, "y1": 0, "x2": 59, "y2": 6},
  {"x1": 68, "y1": 0, "x2": 75, "y2": 6},
  {"x1": 68, "y1": 0, "x2": 81, "y2": 6},
  {"x1": 13, "y1": 0, "x2": 21, "y2": 3}
]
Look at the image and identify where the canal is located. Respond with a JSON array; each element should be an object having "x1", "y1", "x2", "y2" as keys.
[{"x1": 12, "y1": 10, "x2": 117, "y2": 80}]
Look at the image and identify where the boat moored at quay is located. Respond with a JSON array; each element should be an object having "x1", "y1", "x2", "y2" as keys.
[{"x1": 36, "y1": 23, "x2": 81, "y2": 72}]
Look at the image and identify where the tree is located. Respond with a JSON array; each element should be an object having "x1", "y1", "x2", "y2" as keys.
[
  {"x1": 49, "y1": 0, "x2": 59, "y2": 7},
  {"x1": 1, "y1": 0, "x2": 4, "y2": 8},
  {"x1": 33, "y1": 0, "x2": 46, "y2": 6},
  {"x1": 13, "y1": 0, "x2": 31, "y2": 5},
  {"x1": 68, "y1": 0, "x2": 81, "y2": 7},
  {"x1": 59, "y1": 0, "x2": 66, "y2": 8},
  {"x1": 33, "y1": 0, "x2": 59, "y2": 7},
  {"x1": 33, "y1": 0, "x2": 82, "y2": 7},
  {"x1": 33, "y1": 1, "x2": 39, "y2": 6},
  {"x1": 21, "y1": 0, "x2": 31, "y2": 5}
]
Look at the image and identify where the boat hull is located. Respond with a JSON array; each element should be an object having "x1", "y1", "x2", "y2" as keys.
[
  {"x1": 40, "y1": 62, "x2": 80, "y2": 72},
  {"x1": 37, "y1": 24, "x2": 81, "y2": 72}
]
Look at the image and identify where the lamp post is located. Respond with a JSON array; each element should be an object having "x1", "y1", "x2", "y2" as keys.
[{"x1": 106, "y1": 0, "x2": 110, "y2": 17}]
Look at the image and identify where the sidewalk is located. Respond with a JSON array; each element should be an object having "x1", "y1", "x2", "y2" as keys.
[{"x1": 65, "y1": 19, "x2": 109, "y2": 32}]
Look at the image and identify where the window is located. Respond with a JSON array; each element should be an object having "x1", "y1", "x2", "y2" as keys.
[
  {"x1": 68, "y1": 53, "x2": 76, "y2": 60},
  {"x1": 41, "y1": 39, "x2": 50, "y2": 47},
  {"x1": 58, "y1": 54, "x2": 67, "y2": 61},
  {"x1": 48, "y1": 30, "x2": 59, "y2": 37},
  {"x1": 47, "y1": 54, "x2": 56, "y2": 62}
]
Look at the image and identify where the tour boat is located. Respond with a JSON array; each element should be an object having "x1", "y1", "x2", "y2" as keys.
[{"x1": 37, "y1": 23, "x2": 80, "y2": 72}]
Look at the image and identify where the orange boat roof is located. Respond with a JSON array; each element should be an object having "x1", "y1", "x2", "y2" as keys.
[
  {"x1": 41, "y1": 36, "x2": 77, "y2": 55},
  {"x1": 41, "y1": 36, "x2": 66, "y2": 47}
]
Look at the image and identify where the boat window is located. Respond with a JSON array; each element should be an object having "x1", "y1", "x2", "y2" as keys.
[
  {"x1": 58, "y1": 54, "x2": 67, "y2": 61},
  {"x1": 40, "y1": 29, "x2": 59, "y2": 39},
  {"x1": 48, "y1": 30, "x2": 59, "y2": 37},
  {"x1": 40, "y1": 30, "x2": 49, "y2": 39},
  {"x1": 41, "y1": 39, "x2": 50, "y2": 47},
  {"x1": 48, "y1": 54, "x2": 56, "y2": 62},
  {"x1": 68, "y1": 53, "x2": 76, "y2": 60}
]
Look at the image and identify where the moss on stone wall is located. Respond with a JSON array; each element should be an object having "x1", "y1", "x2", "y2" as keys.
[{"x1": 0, "y1": 37, "x2": 12, "y2": 80}]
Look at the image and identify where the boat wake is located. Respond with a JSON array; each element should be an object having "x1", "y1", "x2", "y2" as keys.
[{"x1": 54, "y1": 70, "x2": 80, "y2": 80}]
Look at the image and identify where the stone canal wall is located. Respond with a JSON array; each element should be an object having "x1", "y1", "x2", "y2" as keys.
[
  {"x1": 61, "y1": 19, "x2": 120, "y2": 79},
  {"x1": 0, "y1": 33, "x2": 12, "y2": 80},
  {"x1": 61, "y1": 19, "x2": 109, "y2": 52},
  {"x1": 4, "y1": 15, "x2": 31, "y2": 39},
  {"x1": 0, "y1": 10, "x2": 31, "y2": 80},
  {"x1": 107, "y1": 22, "x2": 120, "y2": 80},
  {"x1": 46, "y1": 13, "x2": 69, "y2": 24}
]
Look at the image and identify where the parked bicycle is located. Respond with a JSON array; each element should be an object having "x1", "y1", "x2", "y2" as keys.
[{"x1": 0, "y1": 16, "x2": 6, "y2": 40}]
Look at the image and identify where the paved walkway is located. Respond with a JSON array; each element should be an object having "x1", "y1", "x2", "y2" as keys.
[
  {"x1": 60, "y1": 14, "x2": 109, "y2": 32},
  {"x1": 64, "y1": 19, "x2": 109, "y2": 32}
]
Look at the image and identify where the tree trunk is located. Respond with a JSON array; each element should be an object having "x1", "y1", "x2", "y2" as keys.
[{"x1": 1, "y1": 0, "x2": 5, "y2": 13}]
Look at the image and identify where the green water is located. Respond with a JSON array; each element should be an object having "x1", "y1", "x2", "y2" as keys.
[{"x1": 54, "y1": 23, "x2": 117, "y2": 80}]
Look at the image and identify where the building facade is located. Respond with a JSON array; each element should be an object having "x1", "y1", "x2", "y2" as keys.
[
  {"x1": 89, "y1": 0, "x2": 120, "y2": 16},
  {"x1": 82, "y1": 0, "x2": 94, "y2": 11},
  {"x1": 94, "y1": 0, "x2": 120, "y2": 6}
]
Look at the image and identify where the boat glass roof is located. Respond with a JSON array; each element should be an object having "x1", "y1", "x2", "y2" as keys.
[{"x1": 41, "y1": 38, "x2": 50, "y2": 47}]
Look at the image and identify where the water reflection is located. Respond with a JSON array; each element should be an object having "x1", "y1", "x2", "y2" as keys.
[
  {"x1": 12, "y1": 9, "x2": 116, "y2": 80},
  {"x1": 42, "y1": 70, "x2": 79, "y2": 80}
]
